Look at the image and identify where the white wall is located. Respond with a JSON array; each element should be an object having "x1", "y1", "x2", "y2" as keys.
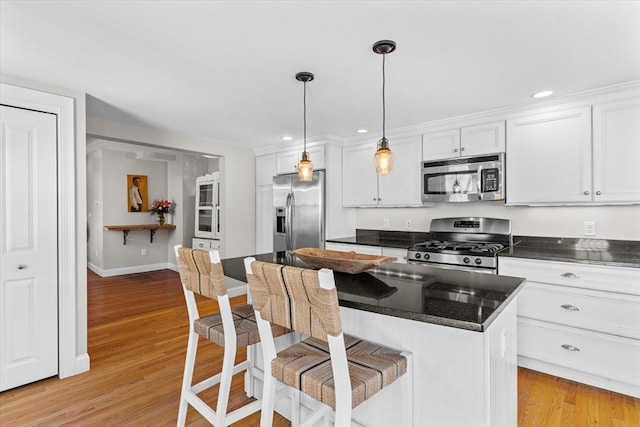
[
  {"x1": 87, "y1": 117, "x2": 256, "y2": 259},
  {"x1": 356, "y1": 204, "x2": 640, "y2": 240}
]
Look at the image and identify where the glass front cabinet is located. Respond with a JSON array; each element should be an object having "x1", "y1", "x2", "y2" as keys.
[{"x1": 195, "y1": 172, "x2": 221, "y2": 239}]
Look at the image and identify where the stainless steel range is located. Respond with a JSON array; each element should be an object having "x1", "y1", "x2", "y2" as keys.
[{"x1": 407, "y1": 217, "x2": 512, "y2": 274}]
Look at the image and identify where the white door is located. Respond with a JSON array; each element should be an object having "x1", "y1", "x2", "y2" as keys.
[{"x1": 0, "y1": 105, "x2": 58, "y2": 391}]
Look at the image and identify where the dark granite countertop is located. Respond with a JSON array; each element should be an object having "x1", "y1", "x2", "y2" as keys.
[
  {"x1": 222, "y1": 251, "x2": 526, "y2": 332},
  {"x1": 500, "y1": 236, "x2": 640, "y2": 269},
  {"x1": 327, "y1": 229, "x2": 430, "y2": 249}
]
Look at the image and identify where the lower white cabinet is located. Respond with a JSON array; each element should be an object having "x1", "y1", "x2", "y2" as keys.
[
  {"x1": 326, "y1": 242, "x2": 408, "y2": 263},
  {"x1": 499, "y1": 257, "x2": 640, "y2": 397},
  {"x1": 192, "y1": 237, "x2": 221, "y2": 250}
]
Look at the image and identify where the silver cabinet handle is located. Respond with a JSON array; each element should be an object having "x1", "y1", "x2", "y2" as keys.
[
  {"x1": 561, "y1": 304, "x2": 580, "y2": 311},
  {"x1": 583, "y1": 191, "x2": 590, "y2": 195},
  {"x1": 561, "y1": 272, "x2": 579, "y2": 279},
  {"x1": 561, "y1": 344, "x2": 580, "y2": 352},
  {"x1": 596, "y1": 191, "x2": 602, "y2": 195},
  {"x1": 453, "y1": 148, "x2": 459, "y2": 152},
  {"x1": 17, "y1": 264, "x2": 28, "y2": 269},
  {"x1": 460, "y1": 147, "x2": 465, "y2": 151}
]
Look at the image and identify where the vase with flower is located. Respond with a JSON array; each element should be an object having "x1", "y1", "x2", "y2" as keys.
[{"x1": 150, "y1": 199, "x2": 174, "y2": 225}]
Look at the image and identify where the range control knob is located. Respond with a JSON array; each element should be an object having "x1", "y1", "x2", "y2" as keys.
[
  {"x1": 423, "y1": 253, "x2": 430, "y2": 260},
  {"x1": 463, "y1": 257, "x2": 470, "y2": 264},
  {"x1": 475, "y1": 258, "x2": 482, "y2": 265},
  {"x1": 415, "y1": 253, "x2": 421, "y2": 259}
]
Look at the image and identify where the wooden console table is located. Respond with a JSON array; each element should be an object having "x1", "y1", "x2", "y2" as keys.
[{"x1": 104, "y1": 224, "x2": 176, "y2": 245}]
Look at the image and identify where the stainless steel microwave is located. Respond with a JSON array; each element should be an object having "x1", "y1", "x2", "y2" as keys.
[{"x1": 421, "y1": 153, "x2": 505, "y2": 202}]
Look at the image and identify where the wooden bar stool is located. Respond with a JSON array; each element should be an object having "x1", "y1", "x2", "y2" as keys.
[
  {"x1": 174, "y1": 246, "x2": 287, "y2": 426},
  {"x1": 244, "y1": 258, "x2": 413, "y2": 427}
]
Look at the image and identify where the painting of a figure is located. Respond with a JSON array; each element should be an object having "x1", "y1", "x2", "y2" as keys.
[{"x1": 127, "y1": 174, "x2": 148, "y2": 212}]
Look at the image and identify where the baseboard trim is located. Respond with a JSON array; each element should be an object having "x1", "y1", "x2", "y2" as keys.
[{"x1": 88, "y1": 262, "x2": 174, "y2": 277}]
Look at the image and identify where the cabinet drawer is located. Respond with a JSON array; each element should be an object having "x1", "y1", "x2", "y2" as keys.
[
  {"x1": 192, "y1": 238, "x2": 221, "y2": 250},
  {"x1": 519, "y1": 318, "x2": 640, "y2": 386},
  {"x1": 519, "y1": 282, "x2": 640, "y2": 339},
  {"x1": 499, "y1": 257, "x2": 640, "y2": 295}
]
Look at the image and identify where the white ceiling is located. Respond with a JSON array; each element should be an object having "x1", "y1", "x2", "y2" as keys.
[{"x1": 2, "y1": 1, "x2": 639, "y2": 150}]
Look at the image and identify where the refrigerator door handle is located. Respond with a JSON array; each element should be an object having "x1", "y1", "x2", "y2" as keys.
[{"x1": 285, "y1": 192, "x2": 293, "y2": 250}]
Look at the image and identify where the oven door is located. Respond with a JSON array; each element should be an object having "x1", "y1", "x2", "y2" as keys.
[{"x1": 407, "y1": 260, "x2": 497, "y2": 275}]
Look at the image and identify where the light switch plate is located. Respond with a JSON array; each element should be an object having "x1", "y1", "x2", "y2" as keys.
[{"x1": 383, "y1": 218, "x2": 390, "y2": 229}]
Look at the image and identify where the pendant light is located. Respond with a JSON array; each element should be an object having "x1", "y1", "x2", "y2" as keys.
[
  {"x1": 296, "y1": 71, "x2": 314, "y2": 181},
  {"x1": 373, "y1": 40, "x2": 396, "y2": 175}
]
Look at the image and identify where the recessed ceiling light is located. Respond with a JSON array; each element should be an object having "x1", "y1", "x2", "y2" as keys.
[
  {"x1": 282, "y1": 136, "x2": 293, "y2": 141},
  {"x1": 532, "y1": 90, "x2": 553, "y2": 98},
  {"x1": 356, "y1": 129, "x2": 368, "y2": 134}
]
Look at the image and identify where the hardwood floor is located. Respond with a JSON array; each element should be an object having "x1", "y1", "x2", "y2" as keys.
[{"x1": 0, "y1": 269, "x2": 638, "y2": 426}]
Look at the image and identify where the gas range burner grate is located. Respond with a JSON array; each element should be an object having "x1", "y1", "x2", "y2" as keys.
[{"x1": 412, "y1": 240, "x2": 506, "y2": 254}]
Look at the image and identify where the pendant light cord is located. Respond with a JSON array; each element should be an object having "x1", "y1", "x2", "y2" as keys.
[
  {"x1": 303, "y1": 81, "x2": 307, "y2": 152},
  {"x1": 382, "y1": 52, "x2": 386, "y2": 139}
]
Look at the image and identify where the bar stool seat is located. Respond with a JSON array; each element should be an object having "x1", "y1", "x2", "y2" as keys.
[{"x1": 273, "y1": 335, "x2": 407, "y2": 410}]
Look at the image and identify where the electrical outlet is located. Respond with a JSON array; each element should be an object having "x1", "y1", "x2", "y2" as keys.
[
  {"x1": 405, "y1": 220, "x2": 412, "y2": 230},
  {"x1": 584, "y1": 221, "x2": 596, "y2": 236},
  {"x1": 141, "y1": 248, "x2": 147, "y2": 256},
  {"x1": 383, "y1": 218, "x2": 390, "y2": 229}
]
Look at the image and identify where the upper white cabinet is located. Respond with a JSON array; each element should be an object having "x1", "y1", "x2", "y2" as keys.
[
  {"x1": 342, "y1": 135, "x2": 422, "y2": 207},
  {"x1": 275, "y1": 145, "x2": 325, "y2": 175},
  {"x1": 256, "y1": 153, "x2": 276, "y2": 186},
  {"x1": 506, "y1": 107, "x2": 592, "y2": 204},
  {"x1": 423, "y1": 121, "x2": 505, "y2": 161},
  {"x1": 592, "y1": 98, "x2": 640, "y2": 203}
]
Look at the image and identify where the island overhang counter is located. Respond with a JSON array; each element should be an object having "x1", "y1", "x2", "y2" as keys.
[{"x1": 221, "y1": 252, "x2": 526, "y2": 427}]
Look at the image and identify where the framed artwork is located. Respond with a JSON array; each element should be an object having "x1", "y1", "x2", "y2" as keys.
[{"x1": 127, "y1": 174, "x2": 148, "y2": 212}]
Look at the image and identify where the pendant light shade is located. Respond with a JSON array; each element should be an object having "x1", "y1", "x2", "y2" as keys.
[
  {"x1": 372, "y1": 40, "x2": 396, "y2": 175},
  {"x1": 296, "y1": 71, "x2": 314, "y2": 181}
]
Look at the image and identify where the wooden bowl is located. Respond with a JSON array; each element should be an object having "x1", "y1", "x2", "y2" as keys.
[{"x1": 291, "y1": 247, "x2": 396, "y2": 274}]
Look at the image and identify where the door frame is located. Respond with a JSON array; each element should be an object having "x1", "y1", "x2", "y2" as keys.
[{"x1": 1, "y1": 83, "x2": 84, "y2": 378}]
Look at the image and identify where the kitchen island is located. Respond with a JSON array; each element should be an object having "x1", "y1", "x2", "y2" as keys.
[{"x1": 222, "y1": 252, "x2": 526, "y2": 427}]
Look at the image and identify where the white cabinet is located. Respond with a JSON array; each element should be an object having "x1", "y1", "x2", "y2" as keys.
[
  {"x1": 592, "y1": 98, "x2": 640, "y2": 203},
  {"x1": 499, "y1": 257, "x2": 640, "y2": 397},
  {"x1": 326, "y1": 242, "x2": 408, "y2": 264},
  {"x1": 422, "y1": 121, "x2": 505, "y2": 161},
  {"x1": 275, "y1": 145, "x2": 325, "y2": 175},
  {"x1": 255, "y1": 185, "x2": 273, "y2": 254},
  {"x1": 192, "y1": 237, "x2": 221, "y2": 250},
  {"x1": 342, "y1": 135, "x2": 422, "y2": 207},
  {"x1": 506, "y1": 107, "x2": 592, "y2": 204},
  {"x1": 195, "y1": 173, "x2": 221, "y2": 239},
  {"x1": 256, "y1": 154, "x2": 276, "y2": 186}
]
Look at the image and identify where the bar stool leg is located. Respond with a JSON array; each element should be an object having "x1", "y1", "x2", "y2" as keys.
[
  {"x1": 215, "y1": 341, "x2": 237, "y2": 425},
  {"x1": 177, "y1": 330, "x2": 198, "y2": 427}
]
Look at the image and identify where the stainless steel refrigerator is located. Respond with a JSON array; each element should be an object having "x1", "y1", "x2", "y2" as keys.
[{"x1": 273, "y1": 170, "x2": 325, "y2": 252}]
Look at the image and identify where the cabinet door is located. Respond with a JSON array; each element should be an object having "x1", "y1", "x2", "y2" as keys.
[
  {"x1": 256, "y1": 154, "x2": 276, "y2": 186},
  {"x1": 255, "y1": 185, "x2": 274, "y2": 254},
  {"x1": 506, "y1": 107, "x2": 592, "y2": 204},
  {"x1": 593, "y1": 99, "x2": 640, "y2": 203},
  {"x1": 382, "y1": 247, "x2": 408, "y2": 263},
  {"x1": 342, "y1": 143, "x2": 379, "y2": 206},
  {"x1": 461, "y1": 121, "x2": 505, "y2": 156},
  {"x1": 379, "y1": 135, "x2": 423, "y2": 206},
  {"x1": 422, "y1": 128, "x2": 460, "y2": 161}
]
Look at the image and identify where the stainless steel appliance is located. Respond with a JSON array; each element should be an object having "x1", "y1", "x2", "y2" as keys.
[
  {"x1": 421, "y1": 153, "x2": 505, "y2": 202},
  {"x1": 273, "y1": 170, "x2": 325, "y2": 252},
  {"x1": 407, "y1": 217, "x2": 512, "y2": 274}
]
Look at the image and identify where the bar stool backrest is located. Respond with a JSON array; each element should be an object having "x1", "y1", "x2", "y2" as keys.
[
  {"x1": 247, "y1": 260, "x2": 341, "y2": 341},
  {"x1": 177, "y1": 247, "x2": 227, "y2": 298}
]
